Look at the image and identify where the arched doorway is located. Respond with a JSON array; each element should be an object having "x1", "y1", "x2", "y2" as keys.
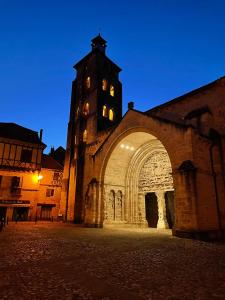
[{"x1": 103, "y1": 131, "x2": 175, "y2": 229}]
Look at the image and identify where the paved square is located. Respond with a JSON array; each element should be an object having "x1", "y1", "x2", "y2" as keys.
[{"x1": 0, "y1": 223, "x2": 225, "y2": 299}]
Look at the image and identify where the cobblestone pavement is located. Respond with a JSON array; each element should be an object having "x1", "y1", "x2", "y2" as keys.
[{"x1": 0, "y1": 223, "x2": 225, "y2": 300}]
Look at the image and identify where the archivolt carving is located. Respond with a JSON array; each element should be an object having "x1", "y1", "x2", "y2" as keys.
[{"x1": 138, "y1": 151, "x2": 173, "y2": 192}]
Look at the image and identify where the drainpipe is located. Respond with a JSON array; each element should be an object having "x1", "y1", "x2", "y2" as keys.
[
  {"x1": 218, "y1": 138, "x2": 225, "y2": 193},
  {"x1": 209, "y1": 131, "x2": 222, "y2": 233},
  {"x1": 64, "y1": 154, "x2": 70, "y2": 222}
]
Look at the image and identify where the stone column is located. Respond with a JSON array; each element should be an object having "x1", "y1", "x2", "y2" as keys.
[
  {"x1": 115, "y1": 191, "x2": 122, "y2": 222},
  {"x1": 138, "y1": 193, "x2": 148, "y2": 227},
  {"x1": 92, "y1": 181, "x2": 97, "y2": 224},
  {"x1": 156, "y1": 191, "x2": 169, "y2": 229}
]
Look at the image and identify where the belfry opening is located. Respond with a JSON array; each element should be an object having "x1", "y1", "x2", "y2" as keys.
[{"x1": 103, "y1": 131, "x2": 175, "y2": 230}]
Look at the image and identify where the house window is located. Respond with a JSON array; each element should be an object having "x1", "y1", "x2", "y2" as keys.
[
  {"x1": 46, "y1": 189, "x2": 54, "y2": 197},
  {"x1": 11, "y1": 176, "x2": 20, "y2": 188},
  {"x1": 109, "y1": 109, "x2": 114, "y2": 121},
  {"x1": 102, "y1": 79, "x2": 107, "y2": 91},
  {"x1": 83, "y1": 102, "x2": 90, "y2": 116},
  {"x1": 102, "y1": 105, "x2": 108, "y2": 117},
  {"x1": 86, "y1": 77, "x2": 91, "y2": 89},
  {"x1": 110, "y1": 85, "x2": 114, "y2": 97},
  {"x1": 53, "y1": 172, "x2": 60, "y2": 181},
  {"x1": 83, "y1": 129, "x2": 87, "y2": 142},
  {"x1": 11, "y1": 176, "x2": 21, "y2": 194},
  {"x1": 20, "y1": 149, "x2": 32, "y2": 163}
]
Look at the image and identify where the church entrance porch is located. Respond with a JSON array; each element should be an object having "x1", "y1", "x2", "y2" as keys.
[{"x1": 102, "y1": 131, "x2": 175, "y2": 232}]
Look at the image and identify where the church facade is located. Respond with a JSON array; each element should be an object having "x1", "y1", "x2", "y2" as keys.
[{"x1": 61, "y1": 35, "x2": 225, "y2": 239}]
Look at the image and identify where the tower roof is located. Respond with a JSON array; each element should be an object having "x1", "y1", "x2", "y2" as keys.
[
  {"x1": 91, "y1": 34, "x2": 107, "y2": 53},
  {"x1": 73, "y1": 35, "x2": 121, "y2": 72},
  {"x1": 91, "y1": 34, "x2": 107, "y2": 47}
]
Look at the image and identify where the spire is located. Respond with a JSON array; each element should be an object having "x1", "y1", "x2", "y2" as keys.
[{"x1": 91, "y1": 34, "x2": 107, "y2": 54}]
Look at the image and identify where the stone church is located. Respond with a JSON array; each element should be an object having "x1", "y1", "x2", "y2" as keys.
[{"x1": 61, "y1": 34, "x2": 225, "y2": 239}]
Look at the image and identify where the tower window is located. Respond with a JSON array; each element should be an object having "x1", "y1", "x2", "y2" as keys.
[
  {"x1": 83, "y1": 102, "x2": 90, "y2": 116},
  {"x1": 83, "y1": 129, "x2": 87, "y2": 142},
  {"x1": 102, "y1": 105, "x2": 108, "y2": 117},
  {"x1": 86, "y1": 77, "x2": 91, "y2": 89},
  {"x1": 76, "y1": 107, "x2": 80, "y2": 118},
  {"x1": 102, "y1": 79, "x2": 107, "y2": 91},
  {"x1": 110, "y1": 85, "x2": 115, "y2": 97},
  {"x1": 109, "y1": 109, "x2": 114, "y2": 121}
]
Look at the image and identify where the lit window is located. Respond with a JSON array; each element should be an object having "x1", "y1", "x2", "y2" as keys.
[
  {"x1": 46, "y1": 189, "x2": 54, "y2": 197},
  {"x1": 110, "y1": 85, "x2": 114, "y2": 97},
  {"x1": 76, "y1": 107, "x2": 80, "y2": 118},
  {"x1": 86, "y1": 77, "x2": 91, "y2": 89},
  {"x1": 102, "y1": 105, "x2": 108, "y2": 117},
  {"x1": 109, "y1": 109, "x2": 114, "y2": 121},
  {"x1": 102, "y1": 79, "x2": 107, "y2": 91},
  {"x1": 83, "y1": 129, "x2": 87, "y2": 142},
  {"x1": 83, "y1": 102, "x2": 90, "y2": 116}
]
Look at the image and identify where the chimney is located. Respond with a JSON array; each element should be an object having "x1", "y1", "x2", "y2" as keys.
[
  {"x1": 128, "y1": 101, "x2": 134, "y2": 110},
  {"x1": 50, "y1": 146, "x2": 55, "y2": 155},
  {"x1": 39, "y1": 129, "x2": 43, "y2": 142}
]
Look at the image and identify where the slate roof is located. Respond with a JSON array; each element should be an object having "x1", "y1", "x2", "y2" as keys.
[
  {"x1": 73, "y1": 48, "x2": 122, "y2": 72},
  {"x1": 146, "y1": 76, "x2": 225, "y2": 115},
  {"x1": 41, "y1": 154, "x2": 63, "y2": 170},
  {"x1": 0, "y1": 122, "x2": 45, "y2": 146}
]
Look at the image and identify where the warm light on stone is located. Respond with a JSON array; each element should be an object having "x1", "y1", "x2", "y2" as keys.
[{"x1": 38, "y1": 174, "x2": 43, "y2": 181}]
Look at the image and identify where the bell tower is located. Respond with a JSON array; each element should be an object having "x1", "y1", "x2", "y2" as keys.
[
  {"x1": 61, "y1": 35, "x2": 122, "y2": 222},
  {"x1": 72, "y1": 34, "x2": 122, "y2": 145}
]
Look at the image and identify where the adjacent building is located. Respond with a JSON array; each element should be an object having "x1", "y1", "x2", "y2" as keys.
[
  {"x1": 0, "y1": 123, "x2": 63, "y2": 221},
  {"x1": 38, "y1": 154, "x2": 63, "y2": 220}
]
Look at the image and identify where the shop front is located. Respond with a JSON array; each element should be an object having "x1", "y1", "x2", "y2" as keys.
[{"x1": 0, "y1": 200, "x2": 30, "y2": 221}]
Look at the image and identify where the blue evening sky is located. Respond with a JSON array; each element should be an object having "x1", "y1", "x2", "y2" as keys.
[{"x1": 1, "y1": 0, "x2": 225, "y2": 151}]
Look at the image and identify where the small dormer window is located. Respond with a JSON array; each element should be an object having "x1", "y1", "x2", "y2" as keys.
[
  {"x1": 110, "y1": 85, "x2": 114, "y2": 97},
  {"x1": 102, "y1": 79, "x2": 107, "y2": 91},
  {"x1": 102, "y1": 105, "x2": 108, "y2": 117},
  {"x1": 86, "y1": 77, "x2": 91, "y2": 89},
  {"x1": 83, "y1": 129, "x2": 87, "y2": 142},
  {"x1": 83, "y1": 102, "x2": 90, "y2": 116},
  {"x1": 109, "y1": 109, "x2": 114, "y2": 121}
]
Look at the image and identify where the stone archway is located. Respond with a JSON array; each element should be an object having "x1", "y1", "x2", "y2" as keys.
[{"x1": 103, "y1": 132, "x2": 174, "y2": 229}]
